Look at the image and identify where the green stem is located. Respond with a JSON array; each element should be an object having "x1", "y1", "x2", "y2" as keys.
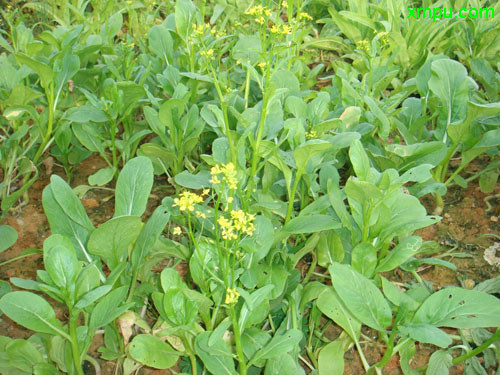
[
  {"x1": 230, "y1": 305, "x2": 247, "y2": 375},
  {"x1": 69, "y1": 312, "x2": 84, "y2": 375},
  {"x1": 416, "y1": 329, "x2": 500, "y2": 372},
  {"x1": 452, "y1": 328, "x2": 500, "y2": 365},
  {"x1": 33, "y1": 83, "x2": 55, "y2": 164},
  {"x1": 285, "y1": 170, "x2": 302, "y2": 223},
  {"x1": 244, "y1": 67, "x2": 251, "y2": 110},
  {"x1": 246, "y1": 73, "x2": 272, "y2": 200}
]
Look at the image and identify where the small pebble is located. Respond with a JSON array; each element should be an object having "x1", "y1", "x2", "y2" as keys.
[{"x1": 491, "y1": 216, "x2": 498, "y2": 222}]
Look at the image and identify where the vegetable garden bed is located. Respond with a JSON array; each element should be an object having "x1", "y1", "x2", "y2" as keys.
[{"x1": 0, "y1": 1, "x2": 499, "y2": 374}]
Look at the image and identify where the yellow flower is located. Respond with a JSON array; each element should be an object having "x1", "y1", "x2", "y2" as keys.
[
  {"x1": 245, "y1": 5, "x2": 265, "y2": 16},
  {"x1": 195, "y1": 211, "x2": 206, "y2": 219},
  {"x1": 210, "y1": 163, "x2": 237, "y2": 189},
  {"x1": 225, "y1": 288, "x2": 240, "y2": 304},
  {"x1": 271, "y1": 25, "x2": 280, "y2": 34},
  {"x1": 173, "y1": 192, "x2": 204, "y2": 212},
  {"x1": 202, "y1": 188, "x2": 210, "y2": 196},
  {"x1": 200, "y1": 48, "x2": 215, "y2": 60},
  {"x1": 299, "y1": 12, "x2": 313, "y2": 20},
  {"x1": 376, "y1": 31, "x2": 389, "y2": 45},
  {"x1": 356, "y1": 40, "x2": 370, "y2": 53},
  {"x1": 282, "y1": 1, "x2": 288, "y2": 9},
  {"x1": 193, "y1": 24, "x2": 205, "y2": 36},
  {"x1": 218, "y1": 217, "x2": 237, "y2": 240},
  {"x1": 258, "y1": 62, "x2": 267, "y2": 68},
  {"x1": 264, "y1": 9, "x2": 272, "y2": 17},
  {"x1": 210, "y1": 175, "x2": 220, "y2": 185},
  {"x1": 306, "y1": 130, "x2": 317, "y2": 139},
  {"x1": 230, "y1": 210, "x2": 255, "y2": 236},
  {"x1": 173, "y1": 227, "x2": 182, "y2": 235},
  {"x1": 255, "y1": 16, "x2": 265, "y2": 25},
  {"x1": 227, "y1": 197, "x2": 234, "y2": 203},
  {"x1": 281, "y1": 24, "x2": 292, "y2": 34}
]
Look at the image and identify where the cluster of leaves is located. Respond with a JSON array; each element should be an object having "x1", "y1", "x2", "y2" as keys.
[{"x1": 0, "y1": 0, "x2": 499, "y2": 375}]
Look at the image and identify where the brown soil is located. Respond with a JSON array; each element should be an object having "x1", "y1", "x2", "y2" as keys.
[{"x1": 0, "y1": 155, "x2": 498, "y2": 374}]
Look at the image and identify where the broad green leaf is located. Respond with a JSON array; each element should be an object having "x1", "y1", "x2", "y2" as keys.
[
  {"x1": 195, "y1": 331, "x2": 237, "y2": 375},
  {"x1": 72, "y1": 123, "x2": 106, "y2": 154},
  {"x1": 34, "y1": 363, "x2": 59, "y2": 375},
  {"x1": 293, "y1": 140, "x2": 331, "y2": 172},
  {"x1": 114, "y1": 157, "x2": 154, "y2": 217},
  {"x1": 426, "y1": 350, "x2": 452, "y2": 375},
  {"x1": 317, "y1": 288, "x2": 361, "y2": 342},
  {"x1": 174, "y1": 170, "x2": 211, "y2": 189},
  {"x1": 0, "y1": 225, "x2": 17, "y2": 252},
  {"x1": 5, "y1": 338, "x2": 43, "y2": 372},
  {"x1": 116, "y1": 81, "x2": 146, "y2": 113},
  {"x1": 88, "y1": 167, "x2": 115, "y2": 186},
  {"x1": 399, "y1": 324, "x2": 452, "y2": 348},
  {"x1": 232, "y1": 35, "x2": 262, "y2": 65},
  {"x1": 149, "y1": 25, "x2": 173, "y2": 63},
  {"x1": 364, "y1": 96, "x2": 390, "y2": 139},
  {"x1": 413, "y1": 288, "x2": 500, "y2": 328},
  {"x1": 0, "y1": 292, "x2": 69, "y2": 339},
  {"x1": 428, "y1": 59, "x2": 469, "y2": 127},
  {"x1": 283, "y1": 215, "x2": 340, "y2": 234},
  {"x1": 318, "y1": 340, "x2": 345, "y2": 375},
  {"x1": 89, "y1": 286, "x2": 131, "y2": 329},
  {"x1": 130, "y1": 206, "x2": 170, "y2": 271},
  {"x1": 265, "y1": 353, "x2": 299, "y2": 375},
  {"x1": 329, "y1": 263, "x2": 392, "y2": 331},
  {"x1": 87, "y1": 216, "x2": 142, "y2": 270},
  {"x1": 128, "y1": 334, "x2": 179, "y2": 369},
  {"x1": 251, "y1": 329, "x2": 302, "y2": 363},
  {"x1": 65, "y1": 105, "x2": 108, "y2": 123},
  {"x1": 351, "y1": 243, "x2": 377, "y2": 277},
  {"x1": 380, "y1": 277, "x2": 419, "y2": 311},
  {"x1": 42, "y1": 175, "x2": 94, "y2": 261},
  {"x1": 74, "y1": 285, "x2": 112, "y2": 310},
  {"x1": 376, "y1": 236, "x2": 423, "y2": 273},
  {"x1": 175, "y1": 0, "x2": 197, "y2": 41},
  {"x1": 349, "y1": 139, "x2": 371, "y2": 180},
  {"x1": 160, "y1": 268, "x2": 186, "y2": 292},
  {"x1": 399, "y1": 340, "x2": 419, "y2": 375},
  {"x1": 43, "y1": 235, "x2": 79, "y2": 291},
  {"x1": 462, "y1": 129, "x2": 500, "y2": 165},
  {"x1": 15, "y1": 54, "x2": 54, "y2": 89},
  {"x1": 163, "y1": 289, "x2": 197, "y2": 326}
]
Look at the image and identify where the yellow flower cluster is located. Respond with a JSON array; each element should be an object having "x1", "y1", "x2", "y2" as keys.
[
  {"x1": 195, "y1": 210, "x2": 206, "y2": 219},
  {"x1": 218, "y1": 217, "x2": 237, "y2": 240},
  {"x1": 299, "y1": 12, "x2": 313, "y2": 20},
  {"x1": 306, "y1": 130, "x2": 317, "y2": 139},
  {"x1": 210, "y1": 28, "x2": 226, "y2": 38},
  {"x1": 230, "y1": 210, "x2": 255, "y2": 236},
  {"x1": 356, "y1": 40, "x2": 370, "y2": 53},
  {"x1": 376, "y1": 31, "x2": 390, "y2": 45},
  {"x1": 200, "y1": 48, "x2": 215, "y2": 60},
  {"x1": 282, "y1": 1, "x2": 288, "y2": 9},
  {"x1": 245, "y1": 5, "x2": 272, "y2": 17},
  {"x1": 193, "y1": 23, "x2": 211, "y2": 36},
  {"x1": 210, "y1": 163, "x2": 238, "y2": 189},
  {"x1": 217, "y1": 210, "x2": 255, "y2": 240},
  {"x1": 270, "y1": 24, "x2": 292, "y2": 35},
  {"x1": 225, "y1": 288, "x2": 240, "y2": 304},
  {"x1": 173, "y1": 192, "x2": 204, "y2": 212},
  {"x1": 173, "y1": 226, "x2": 182, "y2": 235}
]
